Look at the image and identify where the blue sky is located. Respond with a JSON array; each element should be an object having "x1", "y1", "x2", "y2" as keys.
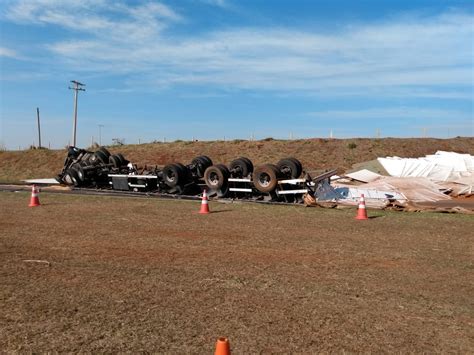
[{"x1": 0, "y1": 0, "x2": 473, "y2": 149}]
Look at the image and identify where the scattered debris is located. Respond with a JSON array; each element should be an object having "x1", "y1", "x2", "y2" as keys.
[
  {"x1": 376, "y1": 151, "x2": 473, "y2": 195},
  {"x1": 314, "y1": 151, "x2": 474, "y2": 213}
]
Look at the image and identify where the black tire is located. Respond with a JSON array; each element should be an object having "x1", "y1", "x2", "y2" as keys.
[
  {"x1": 175, "y1": 163, "x2": 192, "y2": 183},
  {"x1": 252, "y1": 164, "x2": 281, "y2": 193},
  {"x1": 70, "y1": 164, "x2": 85, "y2": 182},
  {"x1": 288, "y1": 157, "x2": 303, "y2": 173},
  {"x1": 229, "y1": 158, "x2": 253, "y2": 178},
  {"x1": 66, "y1": 168, "x2": 80, "y2": 186},
  {"x1": 98, "y1": 147, "x2": 111, "y2": 158},
  {"x1": 62, "y1": 172, "x2": 74, "y2": 185},
  {"x1": 162, "y1": 163, "x2": 184, "y2": 187},
  {"x1": 204, "y1": 164, "x2": 229, "y2": 190},
  {"x1": 92, "y1": 150, "x2": 109, "y2": 165},
  {"x1": 191, "y1": 156, "x2": 213, "y2": 178},
  {"x1": 81, "y1": 152, "x2": 93, "y2": 164},
  {"x1": 238, "y1": 157, "x2": 254, "y2": 172},
  {"x1": 197, "y1": 155, "x2": 213, "y2": 166},
  {"x1": 277, "y1": 158, "x2": 302, "y2": 179},
  {"x1": 116, "y1": 153, "x2": 127, "y2": 166},
  {"x1": 109, "y1": 155, "x2": 122, "y2": 169}
]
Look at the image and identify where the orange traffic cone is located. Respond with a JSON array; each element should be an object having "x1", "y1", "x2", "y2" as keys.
[
  {"x1": 355, "y1": 194, "x2": 368, "y2": 220},
  {"x1": 199, "y1": 189, "x2": 210, "y2": 214},
  {"x1": 214, "y1": 337, "x2": 230, "y2": 355},
  {"x1": 28, "y1": 185, "x2": 41, "y2": 207}
]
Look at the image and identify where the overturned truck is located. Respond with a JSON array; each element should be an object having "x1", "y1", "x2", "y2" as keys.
[{"x1": 57, "y1": 146, "x2": 336, "y2": 203}]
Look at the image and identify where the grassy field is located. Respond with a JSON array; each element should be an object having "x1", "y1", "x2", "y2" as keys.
[
  {"x1": 1, "y1": 191, "x2": 473, "y2": 352},
  {"x1": 1, "y1": 137, "x2": 473, "y2": 182}
]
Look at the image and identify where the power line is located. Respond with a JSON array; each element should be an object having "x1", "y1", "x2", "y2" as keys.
[{"x1": 68, "y1": 80, "x2": 85, "y2": 147}]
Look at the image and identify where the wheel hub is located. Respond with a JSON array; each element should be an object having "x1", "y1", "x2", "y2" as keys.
[{"x1": 259, "y1": 173, "x2": 271, "y2": 187}]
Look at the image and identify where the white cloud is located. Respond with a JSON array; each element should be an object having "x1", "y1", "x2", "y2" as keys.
[
  {"x1": 200, "y1": 0, "x2": 229, "y2": 8},
  {"x1": 5, "y1": 0, "x2": 180, "y2": 40},
  {"x1": 3, "y1": 2, "x2": 473, "y2": 98},
  {"x1": 122, "y1": 2, "x2": 182, "y2": 21},
  {"x1": 0, "y1": 46, "x2": 18, "y2": 58}
]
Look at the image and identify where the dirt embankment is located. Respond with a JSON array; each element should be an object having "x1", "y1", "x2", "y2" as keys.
[{"x1": 0, "y1": 137, "x2": 473, "y2": 183}]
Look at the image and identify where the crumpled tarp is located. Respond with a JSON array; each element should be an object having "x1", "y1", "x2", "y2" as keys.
[
  {"x1": 342, "y1": 176, "x2": 451, "y2": 202},
  {"x1": 328, "y1": 176, "x2": 450, "y2": 204},
  {"x1": 377, "y1": 151, "x2": 474, "y2": 184}
]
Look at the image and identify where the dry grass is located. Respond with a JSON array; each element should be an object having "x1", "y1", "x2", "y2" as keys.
[
  {"x1": 1, "y1": 137, "x2": 473, "y2": 182},
  {"x1": 1, "y1": 191, "x2": 473, "y2": 352}
]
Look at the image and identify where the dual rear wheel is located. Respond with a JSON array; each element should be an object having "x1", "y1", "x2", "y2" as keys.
[
  {"x1": 229, "y1": 157, "x2": 253, "y2": 178},
  {"x1": 276, "y1": 157, "x2": 303, "y2": 179},
  {"x1": 203, "y1": 156, "x2": 253, "y2": 190},
  {"x1": 203, "y1": 164, "x2": 230, "y2": 190},
  {"x1": 191, "y1": 155, "x2": 213, "y2": 178},
  {"x1": 252, "y1": 157, "x2": 302, "y2": 193},
  {"x1": 252, "y1": 164, "x2": 282, "y2": 193},
  {"x1": 162, "y1": 163, "x2": 191, "y2": 188}
]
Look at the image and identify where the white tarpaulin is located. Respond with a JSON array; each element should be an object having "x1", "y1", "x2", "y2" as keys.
[
  {"x1": 344, "y1": 169, "x2": 382, "y2": 183},
  {"x1": 353, "y1": 176, "x2": 451, "y2": 202},
  {"x1": 377, "y1": 151, "x2": 474, "y2": 194},
  {"x1": 332, "y1": 176, "x2": 451, "y2": 203}
]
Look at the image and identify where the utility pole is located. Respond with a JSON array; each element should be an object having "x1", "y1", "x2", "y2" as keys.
[
  {"x1": 36, "y1": 107, "x2": 42, "y2": 148},
  {"x1": 98, "y1": 124, "x2": 104, "y2": 146},
  {"x1": 68, "y1": 80, "x2": 85, "y2": 147}
]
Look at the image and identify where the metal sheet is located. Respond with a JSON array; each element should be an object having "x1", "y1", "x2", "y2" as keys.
[
  {"x1": 22, "y1": 178, "x2": 60, "y2": 184},
  {"x1": 276, "y1": 189, "x2": 308, "y2": 195},
  {"x1": 278, "y1": 178, "x2": 306, "y2": 184},
  {"x1": 108, "y1": 174, "x2": 158, "y2": 179}
]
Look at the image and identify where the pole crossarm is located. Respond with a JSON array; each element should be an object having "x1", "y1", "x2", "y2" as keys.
[{"x1": 69, "y1": 80, "x2": 86, "y2": 88}]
